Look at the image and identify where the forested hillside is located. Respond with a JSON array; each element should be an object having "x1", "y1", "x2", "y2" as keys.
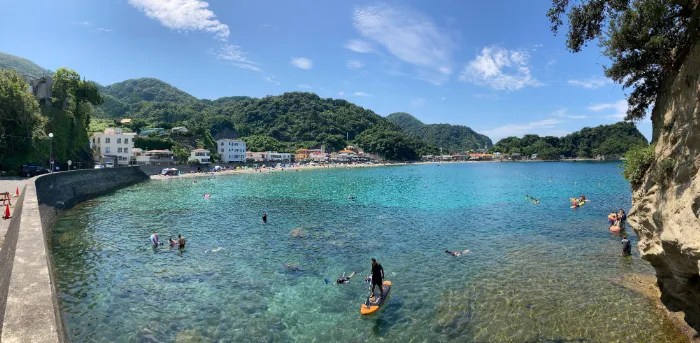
[
  {"x1": 492, "y1": 122, "x2": 648, "y2": 159},
  {"x1": 386, "y1": 112, "x2": 492, "y2": 151},
  {"x1": 0, "y1": 52, "x2": 51, "y2": 79}
]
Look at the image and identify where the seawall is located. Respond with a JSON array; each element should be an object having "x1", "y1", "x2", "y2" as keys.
[{"x1": 0, "y1": 167, "x2": 149, "y2": 343}]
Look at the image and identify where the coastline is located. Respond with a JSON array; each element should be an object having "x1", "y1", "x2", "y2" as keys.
[{"x1": 615, "y1": 273, "x2": 699, "y2": 342}]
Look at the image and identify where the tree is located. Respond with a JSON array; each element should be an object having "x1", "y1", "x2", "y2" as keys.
[
  {"x1": 548, "y1": 0, "x2": 700, "y2": 137},
  {"x1": 0, "y1": 69, "x2": 47, "y2": 171}
]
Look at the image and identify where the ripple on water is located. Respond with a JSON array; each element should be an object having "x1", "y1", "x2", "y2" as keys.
[{"x1": 51, "y1": 163, "x2": 682, "y2": 342}]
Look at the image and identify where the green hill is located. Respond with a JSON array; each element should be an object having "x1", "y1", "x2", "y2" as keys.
[
  {"x1": 386, "y1": 112, "x2": 492, "y2": 152},
  {"x1": 492, "y1": 122, "x2": 648, "y2": 159},
  {"x1": 0, "y1": 52, "x2": 51, "y2": 78}
]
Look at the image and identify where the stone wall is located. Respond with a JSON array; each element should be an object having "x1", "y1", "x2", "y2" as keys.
[
  {"x1": 629, "y1": 41, "x2": 700, "y2": 331},
  {"x1": 1, "y1": 167, "x2": 148, "y2": 342}
]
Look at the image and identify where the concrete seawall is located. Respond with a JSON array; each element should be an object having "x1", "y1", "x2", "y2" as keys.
[{"x1": 0, "y1": 167, "x2": 149, "y2": 343}]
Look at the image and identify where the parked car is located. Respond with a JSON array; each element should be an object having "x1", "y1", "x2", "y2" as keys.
[
  {"x1": 104, "y1": 161, "x2": 115, "y2": 168},
  {"x1": 19, "y1": 164, "x2": 50, "y2": 177},
  {"x1": 94, "y1": 164, "x2": 105, "y2": 169}
]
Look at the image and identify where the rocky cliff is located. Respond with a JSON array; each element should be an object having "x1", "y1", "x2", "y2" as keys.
[{"x1": 629, "y1": 41, "x2": 700, "y2": 330}]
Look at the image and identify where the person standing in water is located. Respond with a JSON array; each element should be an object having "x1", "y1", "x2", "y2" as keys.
[
  {"x1": 621, "y1": 235, "x2": 632, "y2": 255},
  {"x1": 177, "y1": 234, "x2": 186, "y2": 249},
  {"x1": 262, "y1": 212, "x2": 268, "y2": 224},
  {"x1": 618, "y1": 209, "x2": 627, "y2": 229},
  {"x1": 370, "y1": 258, "x2": 384, "y2": 299},
  {"x1": 149, "y1": 232, "x2": 160, "y2": 247}
]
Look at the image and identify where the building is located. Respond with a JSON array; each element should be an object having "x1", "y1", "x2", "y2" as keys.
[
  {"x1": 469, "y1": 153, "x2": 494, "y2": 161},
  {"x1": 90, "y1": 128, "x2": 136, "y2": 166},
  {"x1": 190, "y1": 149, "x2": 211, "y2": 164},
  {"x1": 217, "y1": 139, "x2": 247, "y2": 163},
  {"x1": 133, "y1": 149, "x2": 174, "y2": 165},
  {"x1": 246, "y1": 151, "x2": 292, "y2": 163}
]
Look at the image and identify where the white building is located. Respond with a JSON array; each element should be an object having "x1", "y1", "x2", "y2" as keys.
[
  {"x1": 246, "y1": 151, "x2": 292, "y2": 163},
  {"x1": 189, "y1": 149, "x2": 211, "y2": 164},
  {"x1": 90, "y1": 128, "x2": 136, "y2": 166},
  {"x1": 217, "y1": 139, "x2": 247, "y2": 163}
]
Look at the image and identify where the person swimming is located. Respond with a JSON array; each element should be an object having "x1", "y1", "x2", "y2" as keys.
[
  {"x1": 149, "y1": 232, "x2": 160, "y2": 247},
  {"x1": 204, "y1": 193, "x2": 211, "y2": 199},
  {"x1": 168, "y1": 237, "x2": 178, "y2": 248},
  {"x1": 336, "y1": 271, "x2": 356, "y2": 284},
  {"x1": 445, "y1": 249, "x2": 470, "y2": 257}
]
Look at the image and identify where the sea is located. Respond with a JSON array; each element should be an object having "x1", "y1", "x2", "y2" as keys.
[{"x1": 51, "y1": 162, "x2": 683, "y2": 342}]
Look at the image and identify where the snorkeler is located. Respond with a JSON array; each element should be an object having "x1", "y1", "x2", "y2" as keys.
[
  {"x1": 336, "y1": 271, "x2": 356, "y2": 284},
  {"x1": 445, "y1": 249, "x2": 470, "y2": 257}
]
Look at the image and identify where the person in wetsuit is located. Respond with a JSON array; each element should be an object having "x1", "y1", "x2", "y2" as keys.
[
  {"x1": 262, "y1": 212, "x2": 268, "y2": 224},
  {"x1": 370, "y1": 258, "x2": 385, "y2": 299}
]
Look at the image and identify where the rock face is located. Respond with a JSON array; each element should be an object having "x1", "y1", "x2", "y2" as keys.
[{"x1": 629, "y1": 41, "x2": 700, "y2": 330}]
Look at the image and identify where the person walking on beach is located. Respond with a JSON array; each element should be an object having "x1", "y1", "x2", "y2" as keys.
[
  {"x1": 369, "y1": 258, "x2": 384, "y2": 300},
  {"x1": 262, "y1": 212, "x2": 267, "y2": 224},
  {"x1": 621, "y1": 235, "x2": 632, "y2": 255}
]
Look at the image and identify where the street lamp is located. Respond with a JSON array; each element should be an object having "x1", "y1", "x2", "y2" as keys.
[{"x1": 48, "y1": 132, "x2": 54, "y2": 173}]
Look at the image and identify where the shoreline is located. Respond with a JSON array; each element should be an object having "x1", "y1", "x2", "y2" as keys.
[{"x1": 615, "y1": 273, "x2": 699, "y2": 342}]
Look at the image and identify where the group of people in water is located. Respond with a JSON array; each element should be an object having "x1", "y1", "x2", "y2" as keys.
[
  {"x1": 149, "y1": 231, "x2": 186, "y2": 249},
  {"x1": 607, "y1": 209, "x2": 631, "y2": 256}
]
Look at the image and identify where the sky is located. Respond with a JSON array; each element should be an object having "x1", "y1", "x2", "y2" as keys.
[{"x1": 0, "y1": 0, "x2": 652, "y2": 142}]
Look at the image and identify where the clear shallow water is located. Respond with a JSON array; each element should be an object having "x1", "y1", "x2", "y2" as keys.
[{"x1": 52, "y1": 162, "x2": 683, "y2": 342}]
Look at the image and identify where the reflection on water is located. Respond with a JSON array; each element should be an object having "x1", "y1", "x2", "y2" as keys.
[{"x1": 52, "y1": 163, "x2": 683, "y2": 342}]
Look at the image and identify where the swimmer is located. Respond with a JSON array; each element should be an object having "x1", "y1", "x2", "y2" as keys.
[
  {"x1": 262, "y1": 212, "x2": 268, "y2": 224},
  {"x1": 149, "y1": 232, "x2": 160, "y2": 247},
  {"x1": 168, "y1": 237, "x2": 178, "y2": 248},
  {"x1": 204, "y1": 193, "x2": 211, "y2": 199},
  {"x1": 445, "y1": 249, "x2": 470, "y2": 257},
  {"x1": 336, "y1": 271, "x2": 356, "y2": 285},
  {"x1": 177, "y1": 234, "x2": 186, "y2": 249},
  {"x1": 348, "y1": 194, "x2": 356, "y2": 200}
]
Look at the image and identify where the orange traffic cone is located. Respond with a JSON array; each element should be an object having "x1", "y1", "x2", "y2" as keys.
[
  {"x1": 2, "y1": 204, "x2": 10, "y2": 219},
  {"x1": 14, "y1": 187, "x2": 20, "y2": 197}
]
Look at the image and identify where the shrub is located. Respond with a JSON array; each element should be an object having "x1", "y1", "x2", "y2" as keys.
[{"x1": 622, "y1": 144, "x2": 655, "y2": 185}]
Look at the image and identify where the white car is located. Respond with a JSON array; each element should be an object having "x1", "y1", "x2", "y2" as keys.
[
  {"x1": 94, "y1": 164, "x2": 105, "y2": 169},
  {"x1": 104, "y1": 162, "x2": 115, "y2": 168}
]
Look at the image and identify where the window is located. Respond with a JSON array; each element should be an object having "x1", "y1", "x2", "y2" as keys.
[
  {"x1": 105, "y1": 147, "x2": 111, "y2": 153},
  {"x1": 220, "y1": 142, "x2": 224, "y2": 146},
  {"x1": 97, "y1": 137, "x2": 100, "y2": 143},
  {"x1": 124, "y1": 138, "x2": 129, "y2": 144},
  {"x1": 117, "y1": 138, "x2": 122, "y2": 144},
  {"x1": 118, "y1": 147, "x2": 123, "y2": 153},
  {"x1": 124, "y1": 148, "x2": 128, "y2": 154},
  {"x1": 105, "y1": 138, "x2": 111, "y2": 143},
  {"x1": 220, "y1": 149, "x2": 224, "y2": 153}
]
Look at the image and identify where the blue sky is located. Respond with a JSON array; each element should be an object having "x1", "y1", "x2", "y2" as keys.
[{"x1": 0, "y1": 0, "x2": 651, "y2": 141}]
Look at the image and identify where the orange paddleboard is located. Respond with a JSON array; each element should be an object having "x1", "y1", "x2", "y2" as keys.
[{"x1": 360, "y1": 280, "x2": 392, "y2": 315}]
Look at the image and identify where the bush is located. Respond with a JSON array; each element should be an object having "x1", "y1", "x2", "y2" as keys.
[{"x1": 623, "y1": 144, "x2": 654, "y2": 185}]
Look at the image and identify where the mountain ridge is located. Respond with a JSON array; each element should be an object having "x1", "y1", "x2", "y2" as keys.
[{"x1": 386, "y1": 112, "x2": 493, "y2": 152}]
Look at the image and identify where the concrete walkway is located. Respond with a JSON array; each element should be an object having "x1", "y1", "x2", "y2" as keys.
[{"x1": 0, "y1": 179, "x2": 28, "y2": 248}]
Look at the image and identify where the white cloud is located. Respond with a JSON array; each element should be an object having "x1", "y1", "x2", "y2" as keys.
[
  {"x1": 552, "y1": 108, "x2": 587, "y2": 119},
  {"x1": 290, "y1": 57, "x2": 313, "y2": 70},
  {"x1": 259, "y1": 24, "x2": 279, "y2": 31},
  {"x1": 128, "y1": 0, "x2": 230, "y2": 40},
  {"x1": 589, "y1": 100, "x2": 628, "y2": 119},
  {"x1": 353, "y1": 91, "x2": 371, "y2": 97},
  {"x1": 338, "y1": 91, "x2": 345, "y2": 96},
  {"x1": 263, "y1": 76, "x2": 280, "y2": 85},
  {"x1": 216, "y1": 44, "x2": 260, "y2": 71},
  {"x1": 483, "y1": 118, "x2": 565, "y2": 141},
  {"x1": 346, "y1": 60, "x2": 364, "y2": 69},
  {"x1": 460, "y1": 46, "x2": 538, "y2": 91},
  {"x1": 96, "y1": 27, "x2": 113, "y2": 33},
  {"x1": 345, "y1": 39, "x2": 374, "y2": 53},
  {"x1": 567, "y1": 77, "x2": 611, "y2": 89},
  {"x1": 352, "y1": 4, "x2": 453, "y2": 84}
]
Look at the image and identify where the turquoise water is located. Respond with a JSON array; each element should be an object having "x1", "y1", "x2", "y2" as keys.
[{"x1": 51, "y1": 162, "x2": 681, "y2": 342}]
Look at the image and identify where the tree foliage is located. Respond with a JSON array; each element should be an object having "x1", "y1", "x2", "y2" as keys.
[
  {"x1": 387, "y1": 112, "x2": 493, "y2": 152},
  {"x1": 492, "y1": 122, "x2": 648, "y2": 159},
  {"x1": 0, "y1": 69, "x2": 47, "y2": 171},
  {"x1": 548, "y1": 0, "x2": 700, "y2": 124}
]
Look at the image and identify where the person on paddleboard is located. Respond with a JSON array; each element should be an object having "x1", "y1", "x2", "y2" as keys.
[{"x1": 369, "y1": 258, "x2": 384, "y2": 300}]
